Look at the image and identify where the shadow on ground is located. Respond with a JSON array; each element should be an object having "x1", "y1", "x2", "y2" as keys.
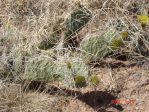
[{"x1": 23, "y1": 81, "x2": 124, "y2": 112}]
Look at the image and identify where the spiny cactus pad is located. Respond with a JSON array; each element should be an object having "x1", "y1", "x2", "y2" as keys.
[
  {"x1": 80, "y1": 28, "x2": 117, "y2": 61},
  {"x1": 55, "y1": 57, "x2": 89, "y2": 88},
  {"x1": 24, "y1": 57, "x2": 58, "y2": 81},
  {"x1": 65, "y1": 5, "x2": 92, "y2": 39}
]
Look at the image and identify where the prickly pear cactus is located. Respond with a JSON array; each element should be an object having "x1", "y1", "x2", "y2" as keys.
[
  {"x1": 24, "y1": 57, "x2": 59, "y2": 81},
  {"x1": 80, "y1": 35, "x2": 107, "y2": 61},
  {"x1": 55, "y1": 57, "x2": 89, "y2": 88},
  {"x1": 65, "y1": 5, "x2": 92, "y2": 39},
  {"x1": 80, "y1": 28, "x2": 117, "y2": 61}
]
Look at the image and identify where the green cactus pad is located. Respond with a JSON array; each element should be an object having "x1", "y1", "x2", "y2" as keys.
[
  {"x1": 80, "y1": 28, "x2": 117, "y2": 61},
  {"x1": 24, "y1": 57, "x2": 58, "y2": 81},
  {"x1": 65, "y1": 5, "x2": 92, "y2": 40},
  {"x1": 55, "y1": 57, "x2": 89, "y2": 88}
]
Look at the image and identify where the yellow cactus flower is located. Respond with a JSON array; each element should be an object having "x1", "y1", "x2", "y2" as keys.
[
  {"x1": 110, "y1": 31, "x2": 129, "y2": 50},
  {"x1": 90, "y1": 75, "x2": 100, "y2": 86},
  {"x1": 137, "y1": 15, "x2": 149, "y2": 27},
  {"x1": 74, "y1": 75, "x2": 86, "y2": 87},
  {"x1": 121, "y1": 31, "x2": 129, "y2": 40},
  {"x1": 110, "y1": 37, "x2": 124, "y2": 50}
]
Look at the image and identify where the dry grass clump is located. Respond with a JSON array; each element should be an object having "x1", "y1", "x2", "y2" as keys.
[
  {"x1": 0, "y1": 83, "x2": 70, "y2": 112},
  {"x1": 0, "y1": 84, "x2": 23, "y2": 112}
]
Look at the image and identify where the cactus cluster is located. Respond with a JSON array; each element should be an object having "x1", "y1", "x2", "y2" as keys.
[
  {"x1": 80, "y1": 28, "x2": 130, "y2": 62},
  {"x1": 38, "y1": 4, "x2": 92, "y2": 49},
  {"x1": 24, "y1": 55, "x2": 90, "y2": 88},
  {"x1": 26, "y1": 28, "x2": 129, "y2": 87}
]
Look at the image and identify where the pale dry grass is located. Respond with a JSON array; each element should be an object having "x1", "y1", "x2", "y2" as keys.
[{"x1": 0, "y1": 83, "x2": 72, "y2": 112}]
